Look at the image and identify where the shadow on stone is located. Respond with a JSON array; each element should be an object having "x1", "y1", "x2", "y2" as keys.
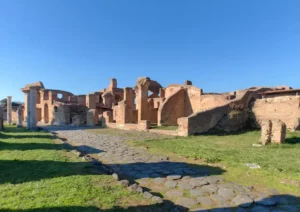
[
  {"x1": 105, "y1": 161, "x2": 225, "y2": 181},
  {"x1": 0, "y1": 195, "x2": 299, "y2": 211}
]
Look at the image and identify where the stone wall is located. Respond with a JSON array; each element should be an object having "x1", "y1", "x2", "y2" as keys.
[
  {"x1": 185, "y1": 87, "x2": 202, "y2": 115},
  {"x1": 158, "y1": 89, "x2": 185, "y2": 126},
  {"x1": 199, "y1": 95, "x2": 228, "y2": 112},
  {"x1": 177, "y1": 90, "x2": 265, "y2": 135},
  {"x1": 52, "y1": 105, "x2": 70, "y2": 125},
  {"x1": 252, "y1": 96, "x2": 300, "y2": 130},
  {"x1": 178, "y1": 104, "x2": 230, "y2": 136}
]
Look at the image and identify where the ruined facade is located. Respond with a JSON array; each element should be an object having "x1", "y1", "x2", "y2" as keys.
[
  {"x1": 21, "y1": 79, "x2": 123, "y2": 127},
  {"x1": 21, "y1": 77, "x2": 299, "y2": 137}
]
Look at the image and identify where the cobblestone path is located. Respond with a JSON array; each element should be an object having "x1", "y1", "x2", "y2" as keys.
[{"x1": 45, "y1": 126, "x2": 299, "y2": 212}]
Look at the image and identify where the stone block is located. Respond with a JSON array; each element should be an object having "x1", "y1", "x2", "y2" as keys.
[
  {"x1": 260, "y1": 120, "x2": 272, "y2": 145},
  {"x1": 177, "y1": 117, "x2": 189, "y2": 136},
  {"x1": 87, "y1": 109, "x2": 96, "y2": 126},
  {"x1": 271, "y1": 119, "x2": 286, "y2": 144},
  {"x1": 138, "y1": 120, "x2": 150, "y2": 131}
]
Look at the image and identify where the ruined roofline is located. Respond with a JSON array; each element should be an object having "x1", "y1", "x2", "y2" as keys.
[
  {"x1": 43, "y1": 89, "x2": 74, "y2": 95},
  {"x1": 260, "y1": 88, "x2": 300, "y2": 95}
]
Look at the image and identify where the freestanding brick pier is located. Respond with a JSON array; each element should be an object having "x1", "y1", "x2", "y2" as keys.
[
  {"x1": 25, "y1": 88, "x2": 37, "y2": 130},
  {"x1": 7, "y1": 96, "x2": 12, "y2": 125},
  {"x1": 137, "y1": 77, "x2": 151, "y2": 122}
]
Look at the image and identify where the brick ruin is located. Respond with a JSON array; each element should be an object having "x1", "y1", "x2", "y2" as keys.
[{"x1": 17, "y1": 78, "x2": 299, "y2": 139}]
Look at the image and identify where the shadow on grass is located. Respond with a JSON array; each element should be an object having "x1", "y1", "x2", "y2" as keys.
[
  {"x1": 0, "y1": 195, "x2": 299, "y2": 212},
  {"x1": 0, "y1": 141, "x2": 103, "y2": 153},
  {"x1": 0, "y1": 160, "x2": 108, "y2": 185},
  {"x1": 0, "y1": 159, "x2": 225, "y2": 185},
  {"x1": 285, "y1": 136, "x2": 300, "y2": 144},
  {"x1": 200, "y1": 129, "x2": 259, "y2": 136}
]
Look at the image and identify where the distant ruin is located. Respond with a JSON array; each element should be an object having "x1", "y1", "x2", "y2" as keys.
[{"x1": 18, "y1": 78, "x2": 300, "y2": 136}]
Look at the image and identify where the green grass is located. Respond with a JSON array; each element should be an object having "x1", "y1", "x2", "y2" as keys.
[
  {"x1": 0, "y1": 126, "x2": 167, "y2": 212},
  {"x1": 130, "y1": 130, "x2": 300, "y2": 195}
]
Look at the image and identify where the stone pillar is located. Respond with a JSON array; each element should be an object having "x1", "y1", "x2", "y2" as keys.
[
  {"x1": 17, "y1": 106, "x2": 23, "y2": 127},
  {"x1": 0, "y1": 105, "x2": 3, "y2": 130},
  {"x1": 24, "y1": 91, "x2": 30, "y2": 127},
  {"x1": 7, "y1": 96, "x2": 12, "y2": 125},
  {"x1": 260, "y1": 120, "x2": 272, "y2": 145},
  {"x1": 28, "y1": 88, "x2": 37, "y2": 130},
  {"x1": 159, "y1": 88, "x2": 165, "y2": 98},
  {"x1": 136, "y1": 77, "x2": 150, "y2": 121},
  {"x1": 87, "y1": 109, "x2": 96, "y2": 126},
  {"x1": 271, "y1": 119, "x2": 286, "y2": 144}
]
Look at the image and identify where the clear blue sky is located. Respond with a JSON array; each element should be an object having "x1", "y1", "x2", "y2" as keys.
[{"x1": 1, "y1": 0, "x2": 299, "y2": 101}]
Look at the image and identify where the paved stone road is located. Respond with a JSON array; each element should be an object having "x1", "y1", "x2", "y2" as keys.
[{"x1": 45, "y1": 126, "x2": 299, "y2": 212}]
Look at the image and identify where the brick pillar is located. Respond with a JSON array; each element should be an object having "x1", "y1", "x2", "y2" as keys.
[
  {"x1": 108, "y1": 78, "x2": 117, "y2": 91},
  {"x1": 124, "y1": 87, "x2": 134, "y2": 108},
  {"x1": 159, "y1": 88, "x2": 165, "y2": 98},
  {"x1": 7, "y1": 96, "x2": 12, "y2": 125},
  {"x1": 17, "y1": 106, "x2": 23, "y2": 127},
  {"x1": 136, "y1": 77, "x2": 150, "y2": 121}
]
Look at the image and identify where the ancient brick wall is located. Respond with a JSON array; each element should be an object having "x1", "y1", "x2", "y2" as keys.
[
  {"x1": 165, "y1": 86, "x2": 182, "y2": 98},
  {"x1": 177, "y1": 104, "x2": 230, "y2": 136},
  {"x1": 199, "y1": 95, "x2": 228, "y2": 112},
  {"x1": 252, "y1": 96, "x2": 300, "y2": 130},
  {"x1": 184, "y1": 87, "x2": 202, "y2": 115},
  {"x1": 158, "y1": 89, "x2": 185, "y2": 126}
]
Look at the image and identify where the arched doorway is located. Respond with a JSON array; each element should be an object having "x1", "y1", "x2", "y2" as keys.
[{"x1": 44, "y1": 104, "x2": 49, "y2": 123}]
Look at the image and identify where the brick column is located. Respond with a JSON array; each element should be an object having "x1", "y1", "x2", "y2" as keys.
[
  {"x1": 136, "y1": 77, "x2": 150, "y2": 121},
  {"x1": 7, "y1": 96, "x2": 12, "y2": 125}
]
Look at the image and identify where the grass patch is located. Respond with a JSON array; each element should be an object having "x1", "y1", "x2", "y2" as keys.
[
  {"x1": 0, "y1": 126, "x2": 166, "y2": 211},
  {"x1": 130, "y1": 130, "x2": 300, "y2": 195}
]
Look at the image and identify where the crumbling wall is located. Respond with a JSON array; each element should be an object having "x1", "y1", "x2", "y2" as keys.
[
  {"x1": 86, "y1": 94, "x2": 97, "y2": 109},
  {"x1": 177, "y1": 90, "x2": 264, "y2": 136},
  {"x1": 165, "y1": 85, "x2": 182, "y2": 98},
  {"x1": 51, "y1": 106, "x2": 70, "y2": 125},
  {"x1": 199, "y1": 95, "x2": 228, "y2": 112},
  {"x1": 178, "y1": 104, "x2": 230, "y2": 136},
  {"x1": 158, "y1": 89, "x2": 185, "y2": 126},
  {"x1": 252, "y1": 96, "x2": 300, "y2": 130},
  {"x1": 185, "y1": 87, "x2": 202, "y2": 115}
]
